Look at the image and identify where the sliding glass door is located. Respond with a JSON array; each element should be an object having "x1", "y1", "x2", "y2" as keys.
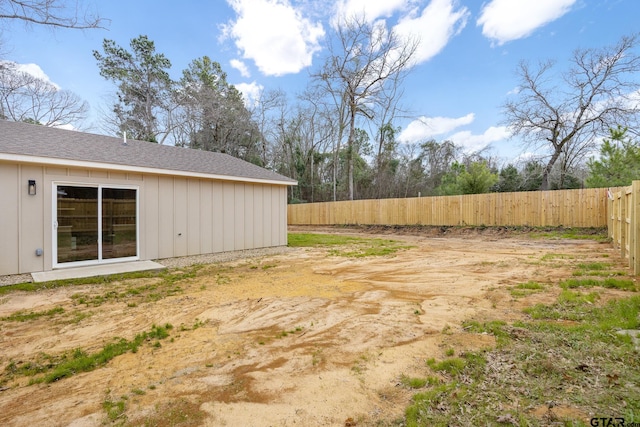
[
  {"x1": 56, "y1": 186, "x2": 99, "y2": 263},
  {"x1": 102, "y1": 188, "x2": 137, "y2": 260},
  {"x1": 55, "y1": 184, "x2": 138, "y2": 267}
]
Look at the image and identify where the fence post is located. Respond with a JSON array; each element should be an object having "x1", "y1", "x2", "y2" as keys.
[
  {"x1": 633, "y1": 181, "x2": 640, "y2": 275},
  {"x1": 618, "y1": 187, "x2": 633, "y2": 260},
  {"x1": 607, "y1": 188, "x2": 616, "y2": 241}
]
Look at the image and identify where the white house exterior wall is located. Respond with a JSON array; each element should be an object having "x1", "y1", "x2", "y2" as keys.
[{"x1": 0, "y1": 162, "x2": 288, "y2": 276}]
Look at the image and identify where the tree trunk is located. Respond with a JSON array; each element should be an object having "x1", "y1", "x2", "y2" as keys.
[
  {"x1": 347, "y1": 106, "x2": 356, "y2": 200},
  {"x1": 541, "y1": 148, "x2": 562, "y2": 191}
]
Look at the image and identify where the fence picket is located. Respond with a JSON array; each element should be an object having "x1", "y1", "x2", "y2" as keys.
[
  {"x1": 289, "y1": 185, "x2": 640, "y2": 274},
  {"x1": 289, "y1": 188, "x2": 611, "y2": 228}
]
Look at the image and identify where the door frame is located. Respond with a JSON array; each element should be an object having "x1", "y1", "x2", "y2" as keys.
[{"x1": 52, "y1": 181, "x2": 140, "y2": 269}]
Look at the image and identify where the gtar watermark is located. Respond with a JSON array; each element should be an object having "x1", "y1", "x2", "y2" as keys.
[{"x1": 590, "y1": 418, "x2": 640, "y2": 427}]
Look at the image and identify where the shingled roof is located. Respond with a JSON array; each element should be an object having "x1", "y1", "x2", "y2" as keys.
[{"x1": 0, "y1": 120, "x2": 296, "y2": 185}]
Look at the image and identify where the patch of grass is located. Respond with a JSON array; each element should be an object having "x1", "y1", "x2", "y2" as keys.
[
  {"x1": 572, "y1": 261, "x2": 629, "y2": 277},
  {"x1": 400, "y1": 375, "x2": 428, "y2": 389},
  {"x1": 426, "y1": 357, "x2": 466, "y2": 376},
  {"x1": 64, "y1": 311, "x2": 93, "y2": 324},
  {"x1": 426, "y1": 376, "x2": 442, "y2": 386},
  {"x1": 516, "y1": 281, "x2": 545, "y2": 290},
  {"x1": 560, "y1": 277, "x2": 636, "y2": 291},
  {"x1": 1, "y1": 306, "x2": 64, "y2": 322},
  {"x1": 461, "y1": 320, "x2": 510, "y2": 347},
  {"x1": 103, "y1": 396, "x2": 127, "y2": 423},
  {"x1": 138, "y1": 398, "x2": 205, "y2": 427},
  {"x1": 403, "y1": 295, "x2": 640, "y2": 426},
  {"x1": 558, "y1": 289, "x2": 600, "y2": 304},
  {"x1": 0, "y1": 270, "x2": 166, "y2": 297},
  {"x1": 404, "y1": 383, "x2": 457, "y2": 427},
  {"x1": 576, "y1": 262, "x2": 609, "y2": 271},
  {"x1": 351, "y1": 353, "x2": 371, "y2": 375},
  {"x1": 460, "y1": 351, "x2": 487, "y2": 375},
  {"x1": 276, "y1": 326, "x2": 304, "y2": 339},
  {"x1": 288, "y1": 233, "x2": 411, "y2": 257},
  {"x1": 510, "y1": 281, "x2": 546, "y2": 297},
  {"x1": 288, "y1": 233, "x2": 367, "y2": 247},
  {"x1": 540, "y1": 253, "x2": 575, "y2": 261},
  {"x1": 70, "y1": 278, "x2": 185, "y2": 307},
  {"x1": 4, "y1": 353, "x2": 57, "y2": 380},
  {"x1": 525, "y1": 290, "x2": 600, "y2": 321},
  {"x1": 0, "y1": 266, "x2": 204, "y2": 303},
  {"x1": 190, "y1": 318, "x2": 206, "y2": 330},
  {"x1": 529, "y1": 227, "x2": 609, "y2": 242},
  {"x1": 7, "y1": 324, "x2": 174, "y2": 384},
  {"x1": 572, "y1": 269, "x2": 628, "y2": 277},
  {"x1": 329, "y1": 238, "x2": 412, "y2": 257}
]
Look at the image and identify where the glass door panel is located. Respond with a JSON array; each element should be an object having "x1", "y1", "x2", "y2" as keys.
[
  {"x1": 102, "y1": 188, "x2": 137, "y2": 259},
  {"x1": 57, "y1": 186, "x2": 99, "y2": 263}
]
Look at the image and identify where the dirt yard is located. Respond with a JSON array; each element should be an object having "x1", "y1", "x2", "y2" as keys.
[{"x1": 0, "y1": 227, "x2": 620, "y2": 426}]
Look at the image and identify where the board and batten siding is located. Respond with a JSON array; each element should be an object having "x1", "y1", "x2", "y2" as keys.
[
  {"x1": 0, "y1": 163, "x2": 46, "y2": 275},
  {"x1": 0, "y1": 162, "x2": 288, "y2": 276},
  {"x1": 145, "y1": 176, "x2": 287, "y2": 260}
]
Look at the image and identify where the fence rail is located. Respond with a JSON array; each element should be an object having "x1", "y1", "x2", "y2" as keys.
[{"x1": 288, "y1": 188, "x2": 612, "y2": 228}]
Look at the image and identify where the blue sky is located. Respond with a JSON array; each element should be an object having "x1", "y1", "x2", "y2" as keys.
[{"x1": 2, "y1": 0, "x2": 639, "y2": 163}]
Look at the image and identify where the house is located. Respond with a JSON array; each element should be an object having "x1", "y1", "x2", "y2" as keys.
[{"x1": 0, "y1": 120, "x2": 297, "y2": 277}]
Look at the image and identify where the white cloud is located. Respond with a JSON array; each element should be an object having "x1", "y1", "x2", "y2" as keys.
[
  {"x1": 234, "y1": 81, "x2": 264, "y2": 108},
  {"x1": 230, "y1": 59, "x2": 251, "y2": 78},
  {"x1": 1, "y1": 61, "x2": 60, "y2": 89},
  {"x1": 449, "y1": 126, "x2": 510, "y2": 152},
  {"x1": 333, "y1": 0, "x2": 407, "y2": 25},
  {"x1": 394, "y1": 0, "x2": 469, "y2": 64},
  {"x1": 223, "y1": 0, "x2": 325, "y2": 76},
  {"x1": 506, "y1": 86, "x2": 520, "y2": 96},
  {"x1": 399, "y1": 113, "x2": 475, "y2": 143},
  {"x1": 53, "y1": 123, "x2": 76, "y2": 130},
  {"x1": 399, "y1": 113, "x2": 510, "y2": 153},
  {"x1": 477, "y1": 0, "x2": 576, "y2": 45}
]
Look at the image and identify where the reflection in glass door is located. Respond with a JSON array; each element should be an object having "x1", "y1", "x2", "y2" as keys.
[
  {"x1": 55, "y1": 184, "x2": 138, "y2": 266},
  {"x1": 57, "y1": 186, "x2": 99, "y2": 263},
  {"x1": 102, "y1": 188, "x2": 137, "y2": 259}
]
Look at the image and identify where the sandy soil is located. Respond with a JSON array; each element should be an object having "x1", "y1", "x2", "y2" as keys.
[{"x1": 0, "y1": 227, "x2": 619, "y2": 426}]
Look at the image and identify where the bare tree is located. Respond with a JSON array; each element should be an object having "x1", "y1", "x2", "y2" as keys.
[
  {"x1": 249, "y1": 88, "x2": 287, "y2": 168},
  {"x1": 0, "y1": 0, "x2": 107, "y2": 29},
  {"x1": 0, "y1": 1, "x2": 104, "y2": 128},
  {"x1": 369, "y1": 71, "x2": 406, "y2": 198},
  {"x1": 314, "y1": 15, "x2": 418, "y2": 200},
  {"x1": 0, "y1": 60, "x2": 88, "y2": 126},
  {"x1": 502, "y1": 33, "x2": 640, "y2": 190}
]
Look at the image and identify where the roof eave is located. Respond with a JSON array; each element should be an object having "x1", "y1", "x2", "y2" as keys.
[{"x1": 0, "y1": 153, "x2": 298, "y2": 186}]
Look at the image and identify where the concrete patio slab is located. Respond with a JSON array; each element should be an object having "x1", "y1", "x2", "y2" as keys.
[{"x1": 31, "y1": 260, "x2": 166, "y2": 283}]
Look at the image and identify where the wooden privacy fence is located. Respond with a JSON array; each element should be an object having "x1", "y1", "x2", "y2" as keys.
[
  {"x1": 609, "y1": 181, "x2": 640, "y2": 275},
  {"x1": 288, "y1": 188, "x2": 611, "y2": 228}
]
